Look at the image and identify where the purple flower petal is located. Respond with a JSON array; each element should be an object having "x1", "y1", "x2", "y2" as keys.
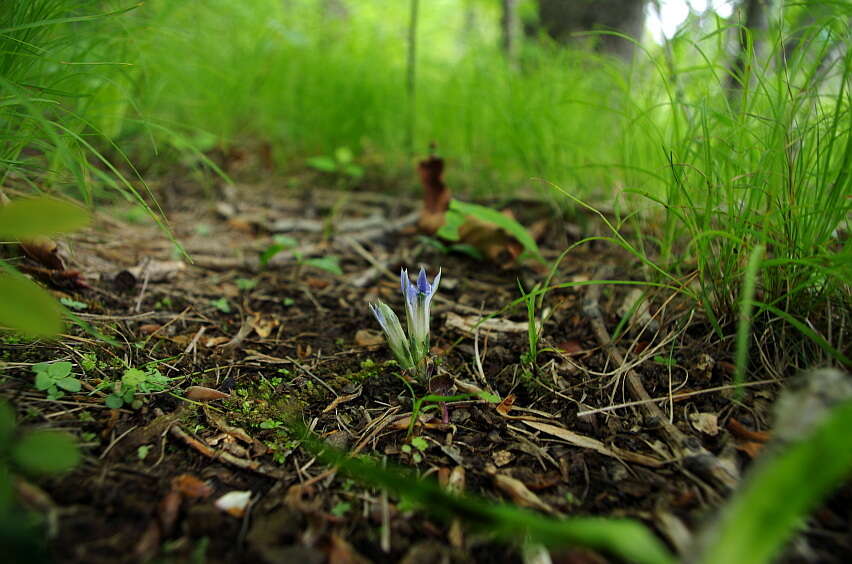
[
  {"x1": 417, "y1": 267, "x2": 430, "y2": 294},
  {"x1": 370, "y1": 302, "x2": 388, "y2": 332}
]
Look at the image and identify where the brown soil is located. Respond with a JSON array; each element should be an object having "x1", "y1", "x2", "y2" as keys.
[{"x1": 1, "y1": 180, "x2": 849, "y2": 563}]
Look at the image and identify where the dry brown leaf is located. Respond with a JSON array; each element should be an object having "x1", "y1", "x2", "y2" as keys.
[
  {"x1": 172, "y1": 474, "x2": 214, "y2": 499},
  {"x1": 328, "y1": 533, "x2": 372, "y2": 564},
  {"x1": 251, "y1": 314, "x2": 279, "y2": 339},
  {"x1": 557, "y1": 340, "x2": 584, "y2": 355},
  {"x1": 20, "y1": 237, "x2": 65, "y2": 270},
  {"x1": 306, "y1": 276, "x2": 330, "y2": 289},
  {"x1": 735, "y1": 441, "x2": 764, "y2": 459},
  {"x1": 520, "y1": 420, "x2": 665, "y2": 468},
  {"x1": 185, "y1": 386, "x2": 230, "y2": 401},
  {"x1": 417, "y1": 153, "x2": 451, "y2": 234},
  {"x1": 457, "y1": 210, "x2": 523, "y2": 266},
  {"x1": 492, "y1": 474, "x2": 557, "y2": 515},
  {"x1": 139, "y1": 324, "x2": 162, "y2": 335},
  {"x1": 689, "y1": 412, "x2": 719, "y2": 436},
  {"x1": 726, "y1": 418, "x2": 770, "y2": 443},
  {"x1": 354, "y1": 329, "x2": 384, "y2": 347},
  {"x1": 492, "y1": 450, "x2": 515, "y2": 467}
]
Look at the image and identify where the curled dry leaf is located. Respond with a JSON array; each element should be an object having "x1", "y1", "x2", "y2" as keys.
[
  {"x1": 726, "y1": 418, "x2": 771, "y2": 443},
  {"x1": 215, "y1": 490, "x2": 252, "y2": 518},
  {"x1": 139, "y1": 324, "x2": 162, "y2": 335},
  {"x1": 689, "y1": 412, "x2": 719, "y2": 436},
  {"x1": 251, "y1": 314, "x2": 279, "y2": 339},
  {"x1": 185, "y1": 386, "x2": 230, "y2": 401},
  {"x1": 492, "y1": 450, "x2": 515, "y2": 467},
  {"x1": 557, "y1": 340, "x2": 584, "y2": 356},
  {"x1": 172, "y1": 474, "x2": 214, "y2": 499},
  {"x1": 20, "y1": 237, "x2": 65, "y2": 270},
  {"x1": 456, "y1": 210, "x2": 523, "y2": 265},
  {"x1": 204, "y1": 336, "x2": 231, "y2": 347},
  {"x1": 495, "y1": 394, "x2": 517, "y2": 417},
  {"x1": 492, "y1": 473, "x2": 558, "y2": 515},
  {"x1": 417, "y1": 153, "x2": 451, "y2": 235}
]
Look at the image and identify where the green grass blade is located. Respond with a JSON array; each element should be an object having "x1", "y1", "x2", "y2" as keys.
[{"x1": 699, "y1": 398, "x2": 852, "y2": 564}]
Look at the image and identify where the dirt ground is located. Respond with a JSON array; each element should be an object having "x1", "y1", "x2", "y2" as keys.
[{"x1": 2, "y1": 177, "x2": 849, "y2": 563}]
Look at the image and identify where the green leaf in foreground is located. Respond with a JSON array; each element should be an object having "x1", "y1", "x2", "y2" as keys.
[
  {"x1": 0, "y1": 196, "x2": 90, "y2": 239},
  {"x1": 0, "y1": 275, "x2": 63, "y2": 337},
  {"x1": 0, "y1": 402, "x2": 15, "y2": 446},
  {"x1": 12, "y1": 430, "x2": 80, "y2": 474},
  {"x1": 295, "y1": 424, "x2": 673, "y2": 564},
  {"x1": 700, "y1": 398, "x2": 852, "y2": 564}
]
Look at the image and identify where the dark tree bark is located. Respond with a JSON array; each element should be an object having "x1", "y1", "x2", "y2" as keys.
[
  {"x1": 320, "y1": 0, "x2": 349, "y2": 21},
  {"x1": 535, "y1": 0, "x2": 648, "y2": 59},
  {"x1": 726, "y1": 0, "x2": 769, "y2": 93},
  {"x1": 501, "y1": 0, "x2": 521, "y2": 63}
]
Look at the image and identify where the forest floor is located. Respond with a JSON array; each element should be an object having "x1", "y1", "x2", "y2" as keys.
[{"x1": 1, "y1": 175, "x2": 849, "y2": 563}]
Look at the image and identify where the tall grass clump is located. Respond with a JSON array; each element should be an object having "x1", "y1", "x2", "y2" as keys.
[
  {"x1": 1, "y1": 1, "x2": 136, "y2": 200},
  {"x1": 645, "y1": 6, "x2": 851, "y2": 366}
]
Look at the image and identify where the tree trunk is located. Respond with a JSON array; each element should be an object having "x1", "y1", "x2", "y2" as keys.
[
  {"x1": 501, "y1": 0, "x2": 521, "y2": 63},
  {"x1": 726, "y1": 0, "x2": 768, "y2": 93},
  {"x1": 535, "y1": 0, "x2": 648, "y2": 59}
]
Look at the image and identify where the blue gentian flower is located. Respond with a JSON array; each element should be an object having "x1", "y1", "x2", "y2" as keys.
[
  {"x1": 370, "y1": 266, "x2": 441, "y2": 381},
  {"x1": 400, "y1": 267, "x2": 441, "y2": 363}
]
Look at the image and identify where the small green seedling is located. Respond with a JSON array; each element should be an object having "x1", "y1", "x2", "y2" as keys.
[
  {"x1": 417, "y1": 235, "x2": 484, "y2": 261},
  {"x1": 259, "y1": 420, "x2": 283, "y2": 430},
  {"x1": 306, "y1": 146, "x2": 364, "y2": 180},
  {"x1": 105, "y1": 366, "x2": 169, "y2": 409},
  {"x1": 137, "y1": 445, "x2": 152, "y2": 460},
  {"x1": 653, "y1": 355, "x2": 677, "y2": 367},
  {"x1": 518, "y1": 282, "x2": 541, "y2": 370},
  {"x1": 330, "y1": 501, "x2": 352, "y2": 517},
  {"x1": 410, "y1": 436, "x2": 428, "y2": 452},
  {"x1": 210, "y1": 297, "x2": 231, "y2": 313},
  {"x1": 32, "y1": 362, "x2": 82, "y2": 400},
  {"x1": 59, "y1": 297, "x2": 88, "y2": 311},
  {"x1": 259, "y1": 234, "x2": 343, "y2": 275},
  {"x1": 236, "y1": 277, "x2": 258, "y2": 291}
]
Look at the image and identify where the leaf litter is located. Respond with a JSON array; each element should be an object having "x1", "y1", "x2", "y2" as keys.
[{"x1": 0, "y1": 172, "x2": 849, "y2": 563}]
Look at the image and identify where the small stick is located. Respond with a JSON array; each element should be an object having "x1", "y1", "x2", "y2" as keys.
[
  {"x1": 169, "y1": 424, "x2": 288, "y2": 480},
  {"x1": 287, "y1": 356, "x2": 338, "y2": 397}
]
